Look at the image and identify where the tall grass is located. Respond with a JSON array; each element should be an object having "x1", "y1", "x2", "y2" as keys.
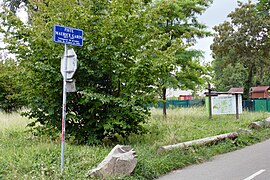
[
  {"x1": 130, "y1": 107, "x2": 269, "y2": 146},
  {"x1": 1, "y1": 108, "x2": 270, "y2": 179},
  {"x1": 0, "y1": 111, "x2": 30, "y2": 132}
]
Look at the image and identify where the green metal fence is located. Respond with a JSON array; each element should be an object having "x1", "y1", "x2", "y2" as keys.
[
  {"x1": 152, "y1": 99, "x2": 270, "y2": 111},
  {"x1": 243, "y1": 99, "x2": 270, "y2": 112},
  {"x1": 150, "y1": 99, "x2": 205, "y2": 109}
]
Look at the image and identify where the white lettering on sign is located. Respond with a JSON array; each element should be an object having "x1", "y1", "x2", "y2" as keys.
[
  {"x1": 55, "y1": 31, "x2": 83, "y2": 39},
  {"x1": 53, "y1": 25, "x2": 83, "y2": 46},
  {"x1": 64, "y1": 28, "x2": 74, "y2": 33}
]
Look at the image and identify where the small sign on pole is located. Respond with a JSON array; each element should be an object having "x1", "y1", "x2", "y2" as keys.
[
  {"x1": 53, "y1": 24, "x2": 83, "y2": 171},
  {"x1": 61, "y1": 48, "x2": 77, "y2": 79}
]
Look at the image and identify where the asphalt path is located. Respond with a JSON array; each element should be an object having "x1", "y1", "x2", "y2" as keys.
[{"x1": 158, "y1": 138, "x2": 270, "y2": 180}]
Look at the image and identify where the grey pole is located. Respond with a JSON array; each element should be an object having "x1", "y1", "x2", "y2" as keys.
[{"x1": 61, "y1": 44, "x2": 68, "y2": 171}]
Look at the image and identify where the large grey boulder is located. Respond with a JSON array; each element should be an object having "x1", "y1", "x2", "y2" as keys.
[{"x1": 87, "y1": 145, "x2": 137, "y2": 179}]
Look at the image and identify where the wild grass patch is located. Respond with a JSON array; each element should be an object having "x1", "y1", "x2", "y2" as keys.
[
  {"x1": 0, "y1": 112, "x2": 30, "y2": 132},
  {"x1": 1, "y1": 108, "x2": 270, "y2": 179}
]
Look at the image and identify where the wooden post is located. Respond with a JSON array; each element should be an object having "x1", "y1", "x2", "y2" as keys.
[
  {"x1": 235, "y1": 93, "x2": 239, "y2": 119},
  {"x1": 208, "y1": 83, "x2": 212, "y2": 119},
  {"x1": 162, "y1": 88, "x2": 167, "y2": 118}
]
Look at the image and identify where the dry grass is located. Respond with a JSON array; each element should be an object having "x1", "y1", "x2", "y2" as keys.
[
  {"x1": 0, "y1": 111, "x2": 31, "y2": 132},
  {"x1": 1, "y1": 107, "x2": 270, "y2": 179},
  {"x1": 145, "y1": 107, "x2": 270, "y2": 146}
]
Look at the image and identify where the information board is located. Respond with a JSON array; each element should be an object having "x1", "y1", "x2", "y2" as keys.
[{"x1": 211, "y1": 95, "x2": 242, "y2": 115}]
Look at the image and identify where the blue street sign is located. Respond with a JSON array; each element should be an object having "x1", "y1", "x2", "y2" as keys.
[{"x1": 53, "y1": 25, "x2": 83, "y2": 46}]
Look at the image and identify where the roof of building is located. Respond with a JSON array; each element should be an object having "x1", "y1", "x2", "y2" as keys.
[
  {"x1": 228, "y1": 88, "x2": 244, "y2": 93},
  {"x1": 250, "y1": 86, "x2": 270, "y2": 93}
]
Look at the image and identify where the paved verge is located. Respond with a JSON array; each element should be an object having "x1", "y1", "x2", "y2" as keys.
[{"x1": 158, "y1": 138, "x2": 270, "y2": 180}]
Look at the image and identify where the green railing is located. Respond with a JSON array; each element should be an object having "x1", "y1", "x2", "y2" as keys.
[
  {"x1": 150, "y1": 99, "x2": 205, "y2": 109},
  {"x1": 151, "y1": 99, "x2": 270, "y2": 112},
  {"x1": 242, "y1": 99, "x2": 270, "y2": 112}
]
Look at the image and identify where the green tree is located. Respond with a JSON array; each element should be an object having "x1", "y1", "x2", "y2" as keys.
[
  {"x1": 150, "y1": 0, "x2": 212, "y2": 116},
  {"x1": 211, "y1": 1, "x2": 270, "y2": 98},
  {"x1": 0, "y1": 59, "x2": 26, "y2": 113},
  {"x1": 257, "y1": 0, "x2": 270, "y2": 16},
  {"x1": 0, "y1": 0, "x2": 212, "y2": 144}
]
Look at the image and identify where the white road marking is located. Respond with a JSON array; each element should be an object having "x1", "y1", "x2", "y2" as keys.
[{"x1": 243, "y1": 169, "x2": 266, "y2": 180}]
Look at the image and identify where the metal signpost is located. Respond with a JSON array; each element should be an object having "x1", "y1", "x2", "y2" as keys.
[{"x1": 53, "y1": 24, "x2": 83, "y2": 171}]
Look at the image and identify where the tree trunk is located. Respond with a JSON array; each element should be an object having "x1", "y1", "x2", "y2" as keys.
[
  {"x1": 260, "y1": 64, "x2": 264, "y2": 85},
  {"x1": 162, "y1": 87, "x2": 167, "y2": 118},
  {"x1": 158, "y1": 132, "x2": 238, "y2": 153},
  {"x1": 249, "y1": 117, "x2": 270, "y2": 130},
  {"x1": 117, "y1": 79, "x2": 121, "y2": 97},
  {"x1": 244, "y1": 64, "x2": 254, "y2": 99}
]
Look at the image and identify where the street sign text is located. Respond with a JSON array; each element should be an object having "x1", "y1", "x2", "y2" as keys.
[{"x1": 53, "y1": 25, "x2": 83, "y2": 46}]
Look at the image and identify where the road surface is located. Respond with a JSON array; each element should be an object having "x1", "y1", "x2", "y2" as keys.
[{"x1": 158, "y1": 138, "x2": 270, "y2": 180}]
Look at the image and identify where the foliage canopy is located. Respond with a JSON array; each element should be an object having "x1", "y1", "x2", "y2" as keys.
[
  {"x1": 211, "y1": 1, "x2": 270, "y2": 98},
  {"x1": 0, "y1": 0, "x2": 211, "y2": 144}
]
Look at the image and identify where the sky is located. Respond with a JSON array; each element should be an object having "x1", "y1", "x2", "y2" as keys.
[
  {"x1": 193, "y1": 0, "x2": 258, "y2": 63},
  {"x1": 1, "y1": 0, "x2": 259, "y2": 60}
]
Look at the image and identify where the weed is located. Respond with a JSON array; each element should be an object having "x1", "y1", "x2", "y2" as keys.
[{"x1": 0, "y1": 108, "x2": 270, "y2": 179}]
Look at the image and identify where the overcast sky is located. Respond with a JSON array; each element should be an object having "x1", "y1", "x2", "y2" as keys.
[
  {"x1": 193, "y1": 0, "x2": 258, "y2": 63},
  {"x1": 1, "y1": 0, "x2": 259, "y2": 60}
]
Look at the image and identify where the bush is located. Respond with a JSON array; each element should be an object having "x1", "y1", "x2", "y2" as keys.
[
  {"x1": 0, "y1": 59, "x2": 26, "y2": 113},
  {"x1": 66, "y1": 91, "x2": 149, "y2": 144}
]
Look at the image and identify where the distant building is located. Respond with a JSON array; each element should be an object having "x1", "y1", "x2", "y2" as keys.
[
  {"x1": 249, "y1": 86, "x2": 270, "y2": 99},
  {"x1": 179, "y1": 94, "x2": 192, "y2": 100},
  {"x1": 166, "y1": 89, "x2": 193, "y2": 100}
]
